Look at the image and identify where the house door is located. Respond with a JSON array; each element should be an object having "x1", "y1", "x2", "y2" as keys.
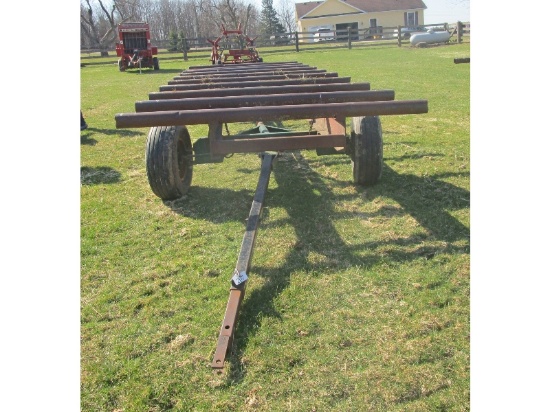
[
  {"x1": 367, "y1": 18, "x2": 382, "y2": 39},
  {"x1": 335, "y1": 22, "x2": 359, "y2": 41}
]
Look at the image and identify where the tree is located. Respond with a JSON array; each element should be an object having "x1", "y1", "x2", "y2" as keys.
[
  {"x1": 277, "y1": 0, "x2": 297, "y2": 33},
  {"x1": 259, "y1": 0, "x2": 285, "y2": 40},
  {"x1": 79, "y1": 0, "x2": 261, "y2": 52},
  {"x1": 80, "y1": 0, "x2": 139, "y2": 55},
  {"x1": 167, "y1": 31, "x2": 179, "y2": 51}
]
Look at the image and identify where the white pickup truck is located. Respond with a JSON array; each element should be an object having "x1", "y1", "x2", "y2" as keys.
[{"x1": 313, "y1": 28, "x2": 335, "y2": 42}]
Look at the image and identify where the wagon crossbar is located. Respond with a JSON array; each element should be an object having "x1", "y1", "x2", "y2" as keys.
[
  {"x1": 135, "y1": 90, "x2": 396, "y2": 112},
  {"x1": 148, "y1": 82, "x2": 370, "y2": 100},
  {"x1": 116, "y1": 100, "x2": 428, "y2": 128}
]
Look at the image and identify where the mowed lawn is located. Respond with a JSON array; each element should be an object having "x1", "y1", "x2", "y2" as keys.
[{"x1": 81, "y1": 40, "x2": 470, "y2": 411}]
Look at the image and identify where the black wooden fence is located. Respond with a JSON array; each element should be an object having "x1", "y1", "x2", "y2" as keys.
[{"x1": 81, "y1": 21, "x2": 469, "y2": 55}]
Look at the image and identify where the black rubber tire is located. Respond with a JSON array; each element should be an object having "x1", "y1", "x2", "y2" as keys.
[
  {"x1": 351, "y1": 116, "x2": 383, "y2": 186},
  {"x1": 118, "y1": 59, "x2": 125, "y2": 72},
  {"x1": 145, "y1": 126, "x2": 193, "y2": 200},
  {"x1": 153, "y1": 57, "x2": 159, "y2": 70}
]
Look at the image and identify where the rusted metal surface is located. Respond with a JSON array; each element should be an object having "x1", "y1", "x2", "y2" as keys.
[
  {"x1": 116, "y1": 100, "x2": 428, "y2": 128},
  {"x1": 173, "y1": 68, "x2": 326, "y2": 78},
  {"x1": 167, "y1": 72, "x2": 338, "y2": 85},
  {"x1": 158, "y1": 77, "x2": 352, "y2": 91},
  {"x1": 210, "y1": 134, "x2": 347, "y2": 155},
  {"x1": 211, "y1": 153, "x2": 275, "y2": 374},
  {"x1": 187, "y1": 61, "x2": 302, "y2": 70},
  {"x1": 135, "y1": 90, "x2": 395, "y2": 112},
  {"x1": 184, "y1": 64, "x2": 310, "y2": 74},
  {"x1": 148, "y1": 82, "x2": 368, "y2": 100},
  {"x1": 454, "y1": 57, "x2": 470, "y2": 64},
  {"x1": 312, "y1": 116, "x2": 346, "y2": 136}
]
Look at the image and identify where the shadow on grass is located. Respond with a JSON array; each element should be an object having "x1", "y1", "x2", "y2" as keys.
[
  {"x1": 80, "y1": 135, "x2": 98, "y2": 146},
  {"x1": 119, "y1": 68, "x2": 184, "y2": 75},
  {"x1": 161, "y1": 152, "x2": 469, "y2": 383},
  {"x1": 222, "y1": 155, "x2": 469, "y2": 383},
  {"x1": 385, "y1": 152, "x2": 445, "y2": 162},
  {"x1": 80, "y1": 128, "x2": 143, "y2": 138},
  {"x1": 164, "y1": 186, "x2": 256, "y2": 224},
  {"x1": 81, "y1": 166, "x2": 122, "y2": 185}
]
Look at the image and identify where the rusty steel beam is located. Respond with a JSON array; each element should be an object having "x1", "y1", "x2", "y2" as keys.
[
  {"x1": 211, "y1": 153, "x2": 275, "y2": 375},
  {"x1": 149, "y1": 82, "x2": 364, "y2": 100},
  {"x1": 158, "y1": 77, "x2": 351, "y2": 91},
  {"x1": 167, "y1": 72, "x2": 339, "y2": 85},
  {"x1": 454, "y1": 57, "x2": 470, "y2": 64},
  {"x1": 135, "y1": 90, "x2": 395, "y2": 112},
  {"x1": 116, "y1": 100, "x2": 428, "y2": 128},
  {"x1": 175, "y1": 68, "x2": 324, "y2": 78},
  {"x1": 187, "y1": 61, "x2": 302, "y2": 70},
  {"x1": 184, "y1": 65, "x2": 310, "y2": 74},
  {"x1": 210, "y1": 134, "x2": 347, "y2": 155},
  {"x1": 185, "y1": 64, "x2": 309, "y2": 73},
  {"x1": 172, "y1": 69, "x2": 327, "y2": 80}
]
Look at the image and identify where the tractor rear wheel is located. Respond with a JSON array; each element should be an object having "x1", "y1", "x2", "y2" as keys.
[
  {"x1": 351, "y1": 116, "x2": 383, "y2": 186},
  {"x1": 146, "y1": 126, "x2": 194, "y2": 200},
  {"x1": 153, "y1": 57, "x2": 159, "y2": 70},
  {"x1": 118, "y1": 59, "x2": 125, "y2": 72}
]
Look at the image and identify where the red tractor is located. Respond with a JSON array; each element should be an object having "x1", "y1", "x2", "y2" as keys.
[
  {"x1": 208, "y1": 24, "x2": 262, "y2": 65},
  {"x1": 115, "y1": 22, "x2": 159, "y2": 72}
]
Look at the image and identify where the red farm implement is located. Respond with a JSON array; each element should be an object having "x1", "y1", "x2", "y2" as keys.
[
  {"x1": 115, "y1": 22, "x2": 159, "y2": 72},
  {"x1": 207, "y1": 24, "x2": 262, "y2": 65},
  {"x1": 115, "y1": 61, "x2": 428, "y2": 374}
]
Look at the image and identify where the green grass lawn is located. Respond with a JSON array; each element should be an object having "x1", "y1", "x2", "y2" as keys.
[{"x1": 81, "y1": 41, "x2": 470, "y2": 411}]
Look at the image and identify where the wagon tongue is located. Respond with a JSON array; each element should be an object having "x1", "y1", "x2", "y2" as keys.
[{"x1": 211, "y1": 152, "x2": 276, "y2": 375}]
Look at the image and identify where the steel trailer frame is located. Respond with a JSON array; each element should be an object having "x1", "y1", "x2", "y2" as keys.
[{"x1": 115, "y1": 61, "x2": 428, "y2": 374}]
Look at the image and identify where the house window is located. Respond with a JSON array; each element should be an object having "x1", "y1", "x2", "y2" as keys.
[{"x1": 404, "y1": 12, "x2": 418, "y2": 27}]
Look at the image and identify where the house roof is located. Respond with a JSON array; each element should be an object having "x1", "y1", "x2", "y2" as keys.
[{"x1": 296, "y1": 0, "x2": 427, "y2": 19}]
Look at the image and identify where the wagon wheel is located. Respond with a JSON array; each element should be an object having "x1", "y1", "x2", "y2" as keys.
[
  {"x1": 145, "y1": 126, "x2": 194, "y2": 200},
  {"x1": 351, "y1": 116, "x2": 383, "y2": 186},
  {"x1": 118, "y1": 59, "x2": 125, "y2": 72},
  {"x1": 153, "y1": 57, "x2": 159, "y2": 70}
]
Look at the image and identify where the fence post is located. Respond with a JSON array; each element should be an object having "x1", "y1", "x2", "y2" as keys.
[
  {"x1": 397, "y1": 25, "x2": 402, "y2": 47},
  {"x1": 295, "y1": 31, "x2": 299, "y2": 52},
  {"x1": 347, "y1": 27, "x2": 352, "y2": 49},
  {"x1": 183, "y1": 35, "x2": 188, "y2": 61},
  {"x1": 457, "y1": 21, "x2": 462, "y2": 43}
]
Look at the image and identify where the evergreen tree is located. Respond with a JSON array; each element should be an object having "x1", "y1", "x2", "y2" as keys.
[
  {"x1": 178, "y1": 31, "x2": 189, "y2": 51},
  {"x1": 168, "y1": 31, "x2": 179, "y2": 52},
  {"x1": 260, "y1": 0, "x2": 285, "y2": 38}
]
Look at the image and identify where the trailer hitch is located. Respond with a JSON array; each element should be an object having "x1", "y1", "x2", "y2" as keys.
[{"x1": 211, "y1": 152, "x2": 276, "y2": 375}]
